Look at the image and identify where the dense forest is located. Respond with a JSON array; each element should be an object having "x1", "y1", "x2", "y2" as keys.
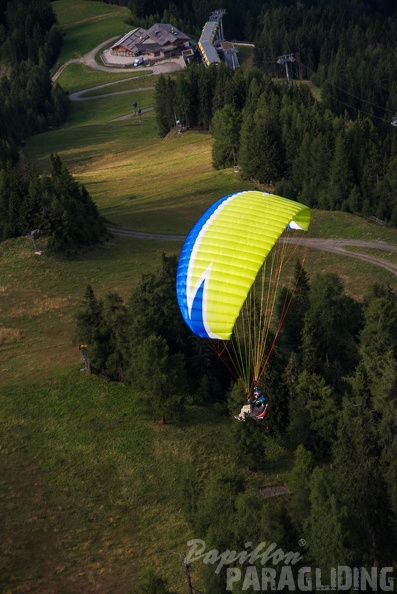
[
  {"x1": 76, "y1": 255, "x2": 397, "y2": 593},
  {"x1": 0, "y1": 153, "x2": 106, "y2": 250},
  {"x1": 0, "y1": 0, "x2": 66, "y2": 159},
  {"x1": 126, "y1": 0, "x2": 395, "y2": 42},
  {"x1": 0, "y1": 0, "x2": 105, "y2": 249},
  {"x1": 151, "y1": 0, "x2": 397, "y2": 224},
  {"x1": 156, "y1": 66, "x2": 397, "y2": 223}
]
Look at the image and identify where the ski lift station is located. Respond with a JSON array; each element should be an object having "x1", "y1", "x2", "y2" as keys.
[{"x1": 198, "y1": 9, "x2": 240, "y2": 70}]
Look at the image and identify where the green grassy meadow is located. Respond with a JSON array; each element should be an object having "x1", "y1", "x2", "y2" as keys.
[
  {"x1": 2, "y1": 1, "x2": 397, "y2": 591},
  {"x1": 52, "y1": 0, "x2": 131, "y2": 69},
  {"x1": 56, "y1": 63, "x2": 150, "y2": 94}
]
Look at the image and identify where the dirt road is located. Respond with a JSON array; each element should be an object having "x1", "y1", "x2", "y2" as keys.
[
  {"x1": 52, "y1": 37, "x2": 185, "y2": 83},
  {"x1": 108, "y1": 226, "x2": 397, "y2": 276},
  {"x1": 287, "y1": 237, "x2": 397, "y2": 276}
]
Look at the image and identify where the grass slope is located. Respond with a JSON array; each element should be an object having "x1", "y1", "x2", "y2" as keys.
[
  {"x1": 0, "y1": 370, "x2": 235, "y2": 593},
  {"x1": 56, "y1": 63, "x2": 148, "y2": 95},
  {"x1": 52, "y1": 0, "x2": 131, "y2": 69}
]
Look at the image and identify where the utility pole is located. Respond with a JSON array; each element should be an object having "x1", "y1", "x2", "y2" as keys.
[{"x1": 277, "y1": 54, "x2": 295, "y2": 86}]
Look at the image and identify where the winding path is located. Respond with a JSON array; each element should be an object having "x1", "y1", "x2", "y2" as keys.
[
  {"x1": 285, "y1": 238, "x2": 397, "y2": 276},
  {"x1": 53, "y1": 36, "x2": 184, "y2": 115},
  {"x1": 108, "y1": 226, "x2": 397, "y2": 276},
  {"x1": 53, "y1": 41, "x2": 397, "y2": 277},
  {"x1": 52, "y1": 37, "x2": 185, "y2": 83}
]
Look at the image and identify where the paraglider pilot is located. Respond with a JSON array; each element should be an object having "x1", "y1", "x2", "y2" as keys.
[{"x1": 234, "y1": 382, "x2": 269, "y2": 421}]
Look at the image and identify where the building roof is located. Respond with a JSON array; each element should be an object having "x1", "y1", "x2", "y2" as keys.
[
  {"x1": 111, "y1": 24, "x2": 190, "y2": 55},
  {"x1": 111, "y1": 28, "x2": 148, "y2": 52},
  {"x1": 147, "y1": 23, "x2": 190, "y2": 46},
  {"x1": 200, "y1": 21, "x2": 218, "y2": 44},
  {"x1": 198, "y1": 21, "x2": 220, "y2": 65}
]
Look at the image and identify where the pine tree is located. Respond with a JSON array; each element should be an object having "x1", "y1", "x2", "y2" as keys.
[
  {"x1": 238, "y1": 104, "x2": 260, "y2": 179},
  {"x1": 197, "y1": 67, "x2": 216, "y2": 130},
  {"x1": 252, "y1": 96, "x2": 284, "y2": 184},
  {"x1": 182, "y1": 66, "x2": 200, "y2": 129},
  {"x1": 277, "y1": 261, "x2": 310, "y2": 356},
  {"x1": 301, "y1": 315, "x2": 319, "y2": 374},
  {"x1": 289, "y1": 371, "x2": 338, "y2": 460},
  {"x1": 306, "y1": 467, "x2": 351, "y2": 571},
  {"x1": 211, "y1": 103, "x2": 241, "y2": 169},
  {"x1": 101, "y1": 292, "x2": 129, "y2": 382},
  {"x1": 288, "y1": 444, "x2": 315, "y2": 521},
  {"x1": 155, "y1": 75, "x2": 170, "y2": 137},
  {"x1": 132, "y1": 334, "x2": 187, "y2": 424},
  {"x1": 128, "y1": 253, "x2": 188, "y2": 354},
  {"x1": 332, "y1": 400, "x2": 397, "y2": 567},
  {"x1": 39, "y1": 153, "x2": 106, "y2": 251},
  {"x1": 327, "y1": 130, "x2": 354, "y2": 210},
  {"x1": 74, "y1": 285, "x2": 106, "y2": 376},
  {"x1": 304, "y1": 272, "x2": 362, "y2": 389},
  {"x1": 359, "y1": 284, "x2": 397, "y2": 410}
]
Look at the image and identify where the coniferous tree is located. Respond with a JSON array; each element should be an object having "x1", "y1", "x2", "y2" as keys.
[
  {"x1": 44, "y1": 153, "x2": 106, "y2": 251},
  {"x1": 74, "y1": 285, "x2": 108, "y2": 376},
  {"x1": 327, "y1": 129, "x2": 355, "y2": 210},
  {"x1": 211, "y1": 103, "x2": 241, "y2": 169},
  {"x1": 277, "y1": 262, "x2": 310, "y2": 356},
  {"x1": 100, "y1": 293, "x2": 129, "y2": 381},
  {"x1": 183, "y1": 66, "x2": 200, "y2": 129},
  {"x1": 132, "y1": 334, "x2": 187, "y2": 424},
  {"x1": 192, "y1": 469, "x2": 245, "y2": 594},
  {"x1": 301, "y1": 315, "x2": 320, "y2": 375},
  {"x1": 289, "y1": 371, "x2": 338, "y2": 460},
  {"x1": 288, "y1": 444, "x2": 315, "y2": 521},
  {"x1": 211, "y1": 65, "x2": 229, "y2": 114},
  {"x1": 197, "y1": 67, "x2": 215, "y2": 130},
  {"x1": 252, "y1": 97, "x2": 285, "y2": 184},
  {"x1": 303, "y1": 273, "x2": 362, "y2": 389},
  {"x1": 306, "y1": 467, "x2": 351, "y2": 571},
  {"x1": 75, "y1": 285, "x2": 103, "y2": 344},
  {"x1": 237, "y1": 103, "x2": 260, "y2": 179},
  {"x1": 359, "y1": 284, "x2": 397, "y2": 411},
  {"x1": 332, "y1": 399, "x2": 397, "y2": 567},
  {"x1": 155, "y1": 75, "x2": 171, "y2": 137},
  {"x1": 128, "y1": 253, "x2": 188, "y2": 354}
]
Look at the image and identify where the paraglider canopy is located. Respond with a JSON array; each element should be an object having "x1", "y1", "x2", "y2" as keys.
[
  {"x1": 176, "y1": 190, "x2": 311, "y2": 390},
  {"x1": 177, "y1": 190, "x2": 310, "y2": 340}
]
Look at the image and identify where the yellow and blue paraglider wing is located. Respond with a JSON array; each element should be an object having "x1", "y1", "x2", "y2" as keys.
[{"x1": 176, "y1": 191, "x2": 311, "y2": 340}]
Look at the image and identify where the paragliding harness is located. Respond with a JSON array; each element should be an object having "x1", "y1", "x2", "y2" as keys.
[
  {"x1": 235, "y1": 386, "x2": 269, "y2": 422},
  {"x1": 250, "y1": 393, "x2": 269, "y2": 421},
  {"x1": 249, "y1": 388, "x2": 269, "y2": 421}
]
